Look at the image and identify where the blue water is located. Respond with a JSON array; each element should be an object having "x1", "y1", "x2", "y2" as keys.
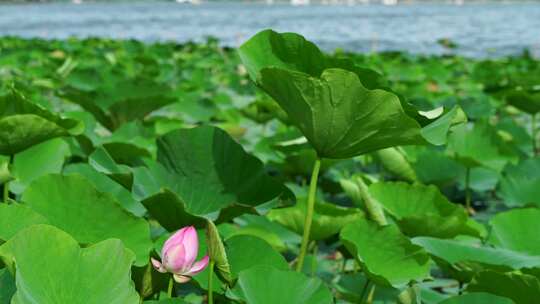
[{"x1": 1, "y1": 1, "x2": 539, "y2": 57}]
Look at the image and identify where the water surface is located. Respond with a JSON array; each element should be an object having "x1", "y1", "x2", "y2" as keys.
[{"x1": 1, "y1": 2, "x2": 539, "y2": 57}]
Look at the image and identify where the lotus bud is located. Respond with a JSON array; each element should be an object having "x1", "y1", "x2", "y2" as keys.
[{"x1": 151, "y1": 226, "x2": 210, "y2": 283}]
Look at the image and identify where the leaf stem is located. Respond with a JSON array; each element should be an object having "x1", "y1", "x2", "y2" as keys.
[
  {"x1": 2, "y1": 181, "x2": 8, "y2": 203},
  {"x1": 465, "y1": 167, "x2": 471, "y2": 211},
  {"x1": 532, "y1": 114, "x2": 537, "y2": 156},
  {"x1": 296, "y1": 158, "x2": 322, "y2": 272},
  {"x1": 208, "y1": 260, "x2": 215, "y2": 304},
  {"x1": 359, "y1": 279, "x2": 371, "y2": 303},
  {"x1": 167, "y1": 276, "x2": 174, "y2": 298},
  {"x1": 2, "y1": 155, "x2": 13, "y2": 203}
]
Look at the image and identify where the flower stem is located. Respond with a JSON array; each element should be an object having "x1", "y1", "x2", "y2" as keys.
[
  {"x1": 167, "y1": 277, "x2": 174, "y2": 298},
  {"x1": 208, "y1": 260, "x2": 215, "y2": 304},
  {"x1": 296, "y1": 158, "x2": 322, "y2": 272}
]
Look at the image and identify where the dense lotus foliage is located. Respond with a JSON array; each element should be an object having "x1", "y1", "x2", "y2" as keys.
[{"x1": 0, "y1": 30, "x2": 539, "y2": 303}]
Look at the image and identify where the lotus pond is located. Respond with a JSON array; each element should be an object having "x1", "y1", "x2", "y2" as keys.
[{"x1": 0, "y1": 31, "x2": 539, "y2": 304}]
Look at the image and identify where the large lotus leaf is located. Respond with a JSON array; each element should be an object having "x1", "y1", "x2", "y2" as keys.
[
  {"x1": 225, "y1": 235, "x2": 289, "y2": 279},
  {"x1": 0, "y1": 268, "x2": 16, "y2": 304},
  {"x1": 420, "y1": 106, "x2": 467, "y2": 146},
  {"x1": 505, "y1": 89, "x2": 540, "y2": 114},
  {"x1": 87, "y1": 146, "x2": 133, "y2": 188},
  {"x1": 0, "y1": 90, "x2": 83, "y2": 155},
  {"x1": 369, "y1": 182, "x2": 469, "y2": 238},
  {"x1": 62, "y1": 74, "x2": 176, "y2": 130},
  {"x1": 239, "y1": 30, "x2": 464, "y2": 159},
  {"x1": 413, "y1": 237, "x2": 540, "y2": 275},
  {"x1": 144, "y1": 300, "x2": 188, "y2": 304},
  {"x1": 238, "y1": 29, "x2": 385, "y2": 89},
  {"x1": 267, "y1": 198, "x2": 364, "y2": 241},
  {"x1": 135, "y1": 126, "x2": 291, "y2": 223},
  {"x1": 497, "y1": 158, "x2": 540, "y2": 207},
  {"x1": 467, "y1": 271, "x2": 540, "y2": 304},
  {"x1": 412, "y1": 148, "x2": 463, "y2": 186},
  {"x1": 0, "y1": 225, "x2": 139, "y2": 304},
  {"x1": 10, "y1": 138, "x2": 70, "y2": 195},
  {"x1": 255, "y1": 67, "x2": 429, "y2": 159},
  {"x1": 448, "y1": 123, "x2": 517, "y2": 171},
  {"x1": 96, "y1": 122, "x2": 157, "y2": 159},
  {"x1": 230, "y1": 214, "x2": 301, "y2": 252},
  {"x1": 333, "y1": 273, "x2": 401, "y2": 304},
  {"x1": 21, "y1": 174, "x2": 152, "y2": 266},
  {"x1": 63, "y1": 163, "x2": 145, "y2": 217},
  {"x1": 488, "y1": 208, "x2": 540, "y2": 256},
  {"x1": 231, "y1": 265, "x2": 332, "y2": 304},
  {"x1": 140, "y1": 189, "x2": 206, "y2": 230},
  {"x1": 439, "y1": 293, "x2": 514, "y2": 304},
  {"x1": 0, "y1": 204, "x2": 49, "y2": 241},
  {"x1": 497, "y1": 116, "x2": 533, "y2": 156},
  {"x1": 340, "y1": 219, "x2": 431, "y2": 287}
]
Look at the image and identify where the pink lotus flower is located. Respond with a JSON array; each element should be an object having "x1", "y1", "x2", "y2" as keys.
[{"x1": 151, "y1": 226, "x2": 210, "y2": 283}]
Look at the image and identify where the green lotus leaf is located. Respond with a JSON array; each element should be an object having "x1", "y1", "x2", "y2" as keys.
[
  {"x1": 488, "y1": 208, "x2": 540, "y2": 256},
  {"x1": 448, "y1": 123, "x2": 517, "y2": 171},
  {"x1": 225, "y1": 235, "x2": 288, "y2": 280},
  {"x1": 62, "y1": 74, "x2": 176, "y2": 130},
  {"x1": 333, "y1": 273, "x2": 401, "y2": 304},
  {"x1": 63, "y1": 163, "x2": 145, "y2": 217},
  {"x1": 9, "y1": 138, "x2": 70, "y2": 195},
  {"x1": 0, "y1": 268, "x2": 16, "y2": 304},
  {"x1": 369, "y1": 182, "x2": 469, "y2": 238},
  {"x1": 238, "y1": 30, "x2": 464, "y2": 159},
  {"x1": 467, "y1": 271, "x2": 540, "y2": 304},
  {"x1": 135, "y1": 126, "x2": 292, "y2": 224},
  {"x1": 0, "y1": 203, "x2": 48, "y2": 242},
  {"x1": 0, "y1": 225, "x2": 139, "y2": 304},
  {"x1": 144, "y1": 300, "x2": 188, "y2": 304},
  {"x1": 238, "y1": 29, "x2": 385, "y2": 89},
  {"x1": 268, "y1": 198, "x2": 364, "y2": 241},
  {"x1": 497, "y1": 158, "x2": 540, "y2": 207},
  {"x1": 103, "y1": 142, "x2": 153, "y2": 167},
  {"x1": 0, "y1": 89, "x2": 83, "y2": 155},
  {"x1": 207, "y1": 220, "x2": 232, "y2": 285},
  {"x1": 439, "y1": 292, "x2": 514, "y2": 304},
  {"x1": 230, "y1": 214, "x2": 301, "y2": 252},
  {"x1": 88, "y1": 146, "x2": 133, "y2": 188},
  {"x1": 505, "y1": 89, "x2": 540, "y2": 115},
  {"x1": 412, "y1": 148, "x2": 463, "y2": 186},
  {"x1": 231, "y1": 265, "x2": 332, "y2": 304},
  {"x1": 140, "y1": 189, "x2": 206, "y2": 230},
  {"x1": 96, "y1": 122, "x2": 157, "y2": 161},
  {"x1": 340, "y1": 219, "x2": 431, "y2": 288},
  {"x1": 413, "y1": 237, "x2": 540, "y2": 281},
  {"x1": 21, "y1": 174, "x2": 152, "y2": 266},
  {"x1": 420, "y1": 105, "x2": 467, "y2": 146}
]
